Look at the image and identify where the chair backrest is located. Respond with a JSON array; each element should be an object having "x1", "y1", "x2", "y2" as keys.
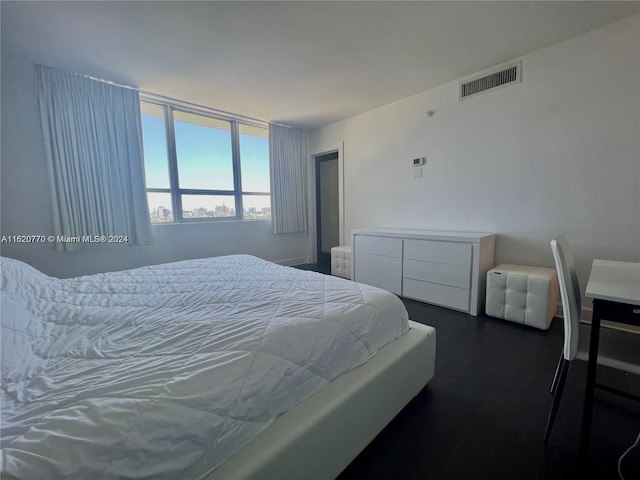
[{"x1": 550, "y1": 235, "x2": 582, "y2": 361}]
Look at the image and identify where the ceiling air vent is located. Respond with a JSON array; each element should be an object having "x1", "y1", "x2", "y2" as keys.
[{"x1": 460, "y1": 61, "x2": 521, "y2": 101}]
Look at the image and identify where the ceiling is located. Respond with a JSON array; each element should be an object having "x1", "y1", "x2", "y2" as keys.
[{"x1": 2, "y1": 1, "x2": 639, "y2": 129}]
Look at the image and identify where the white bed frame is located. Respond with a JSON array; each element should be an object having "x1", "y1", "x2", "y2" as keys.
[{"x1": 203, "y1": 320, "x2": 436, "y2": 480}]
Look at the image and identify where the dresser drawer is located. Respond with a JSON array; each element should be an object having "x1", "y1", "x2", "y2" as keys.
[
  {"x1": 355, "y1": 252, "x2": 402, "y2": 276},
  {"x1": 354, "y1": 235, "x2": 403, "y2": 258},
  {"x1": 403, "y1": 259, "x2": 471, "y2": 289},
  {"x1": 404, "y1": 239, "x2": 472, "y2": 267},
  {"x1": 355, "y1": 268, "x2": 402, "y2": 295},
  {"x1": 403, "y1": 278, "x2": 470, "y2": 312}
]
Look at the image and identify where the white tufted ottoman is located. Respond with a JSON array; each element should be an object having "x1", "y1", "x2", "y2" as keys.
[
  {"x1": 331, "y1": 245, "x2": 352, "y2": 279},
  {"x1": 485, "y1": 264, "x2": 559, "y2": 330}
]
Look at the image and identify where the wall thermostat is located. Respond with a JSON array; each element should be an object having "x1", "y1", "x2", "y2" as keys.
[{"x1": 412, "y1": 157, "x2": 425, "y2": 166}]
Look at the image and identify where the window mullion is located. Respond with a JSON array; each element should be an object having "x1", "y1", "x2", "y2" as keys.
[
  {"x1": 165, "y1": 106, "x2": 182, "y2": 222},
  {"x1": 179, "y1": 188, "x2": 235, "y2": 196},
  {"x1": 230, "y1": 120, "x2": 243, "y2": 220}
]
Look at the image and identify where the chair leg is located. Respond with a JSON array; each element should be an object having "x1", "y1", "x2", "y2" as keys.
[
  {"x1": 544, "y1": 358, "x2": 571, "y2": 443},
  {"x1": 550, "y1": 353, "x2": 564, "y2": 394}
]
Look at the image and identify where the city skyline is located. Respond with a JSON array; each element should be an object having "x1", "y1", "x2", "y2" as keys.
[{"x1": 150, "y1": 202, "x2": 271, "y2": 223}]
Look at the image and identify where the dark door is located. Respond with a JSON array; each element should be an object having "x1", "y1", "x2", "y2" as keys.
[{"x1": 315, "y1": 152, "x2": 339, "y2": 266}]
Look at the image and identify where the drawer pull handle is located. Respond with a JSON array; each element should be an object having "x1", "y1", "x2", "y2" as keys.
[{"x1": 634, "y1": 309, "x2": 640, "y2": 315}]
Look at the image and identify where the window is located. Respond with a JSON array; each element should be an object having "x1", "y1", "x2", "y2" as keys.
[{"x1": 140, "y1": 100, "x2": 270, "y2": 223}]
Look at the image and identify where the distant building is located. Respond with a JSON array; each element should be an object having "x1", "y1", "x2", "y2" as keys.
[
  {"x1": 215, "y1": 203, "x2": 232, "y2": 216},
  {"x1": 150, "y1": 205, "x2": 173, "y2": 222},
  {"x1": 193, "y1": 207, "x2": 208, "y2": 218}
]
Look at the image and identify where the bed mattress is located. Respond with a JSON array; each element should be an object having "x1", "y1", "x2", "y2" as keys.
[{"x1": 0, "y1": 255, "x2": 409, "y2": 479}]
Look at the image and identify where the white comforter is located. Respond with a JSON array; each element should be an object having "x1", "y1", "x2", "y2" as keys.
[{"x1": 0, "y1": 255, "x2": 408, "y2": 479}]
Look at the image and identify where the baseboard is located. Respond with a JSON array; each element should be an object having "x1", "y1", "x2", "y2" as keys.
[
  {"x1": 555, "y1": 302, "x2": 640, "y2": 333},
  {"x1": 555, "y1": 301, "x2": 594, "y2": 323}
]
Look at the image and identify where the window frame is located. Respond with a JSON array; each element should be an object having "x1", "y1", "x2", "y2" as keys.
[{"x1": 140, "y1": 96, "x2": 270, "y2": 224}]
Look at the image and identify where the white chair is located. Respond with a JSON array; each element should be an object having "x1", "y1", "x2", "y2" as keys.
[{"x1": 543, "y1": 235, "x2": 640, "y2": 443}]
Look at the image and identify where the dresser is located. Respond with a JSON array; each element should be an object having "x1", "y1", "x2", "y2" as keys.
[{"x1": 352, "y1": 229, "x2": 496, "y2": 316}]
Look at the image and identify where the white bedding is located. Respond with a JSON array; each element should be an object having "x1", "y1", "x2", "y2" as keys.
[{"x1": 0, "y1": 255, "x2": 409, "y2": 479}]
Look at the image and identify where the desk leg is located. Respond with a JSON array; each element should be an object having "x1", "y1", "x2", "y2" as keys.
[{"x1": 578, "y1": 300, "x2": 602, "y2": 468}]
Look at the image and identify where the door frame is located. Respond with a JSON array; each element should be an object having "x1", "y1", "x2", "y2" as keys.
[
  {"x1": 311, "y1": 144, "x2": 344, "y2": 265},
  {"x1": 315, "y1": 151, "x2": 338, "y2": 265}
]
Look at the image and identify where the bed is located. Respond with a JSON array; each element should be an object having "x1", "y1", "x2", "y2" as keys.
[{"x1": 1, "y1": 254, "x2": 436, "y2": 479}]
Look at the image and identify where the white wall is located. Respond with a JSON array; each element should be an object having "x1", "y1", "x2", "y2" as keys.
[
  {"x1": 309, "y1": 15, "x2": 640, "y2": 298},
  {"x1": 0, "y1": 54, "x2": 310, "y2": 278}
]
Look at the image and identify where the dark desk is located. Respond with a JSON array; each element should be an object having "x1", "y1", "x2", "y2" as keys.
[{"x1": 580, "y1": 260, "x2": 640, "y2": 464}]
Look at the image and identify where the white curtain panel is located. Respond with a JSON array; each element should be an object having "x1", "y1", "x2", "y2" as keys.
[
  {"x1": 269, "y1": 124, "x2": 308, "y2": 234},
  {"x1": 35, "y1": 65, "x2": 153, "y2": 252}
]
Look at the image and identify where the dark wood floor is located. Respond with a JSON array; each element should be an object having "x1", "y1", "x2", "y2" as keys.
[{"x1": 296, "y1": 264, "x2": 640, "y2": 480}]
